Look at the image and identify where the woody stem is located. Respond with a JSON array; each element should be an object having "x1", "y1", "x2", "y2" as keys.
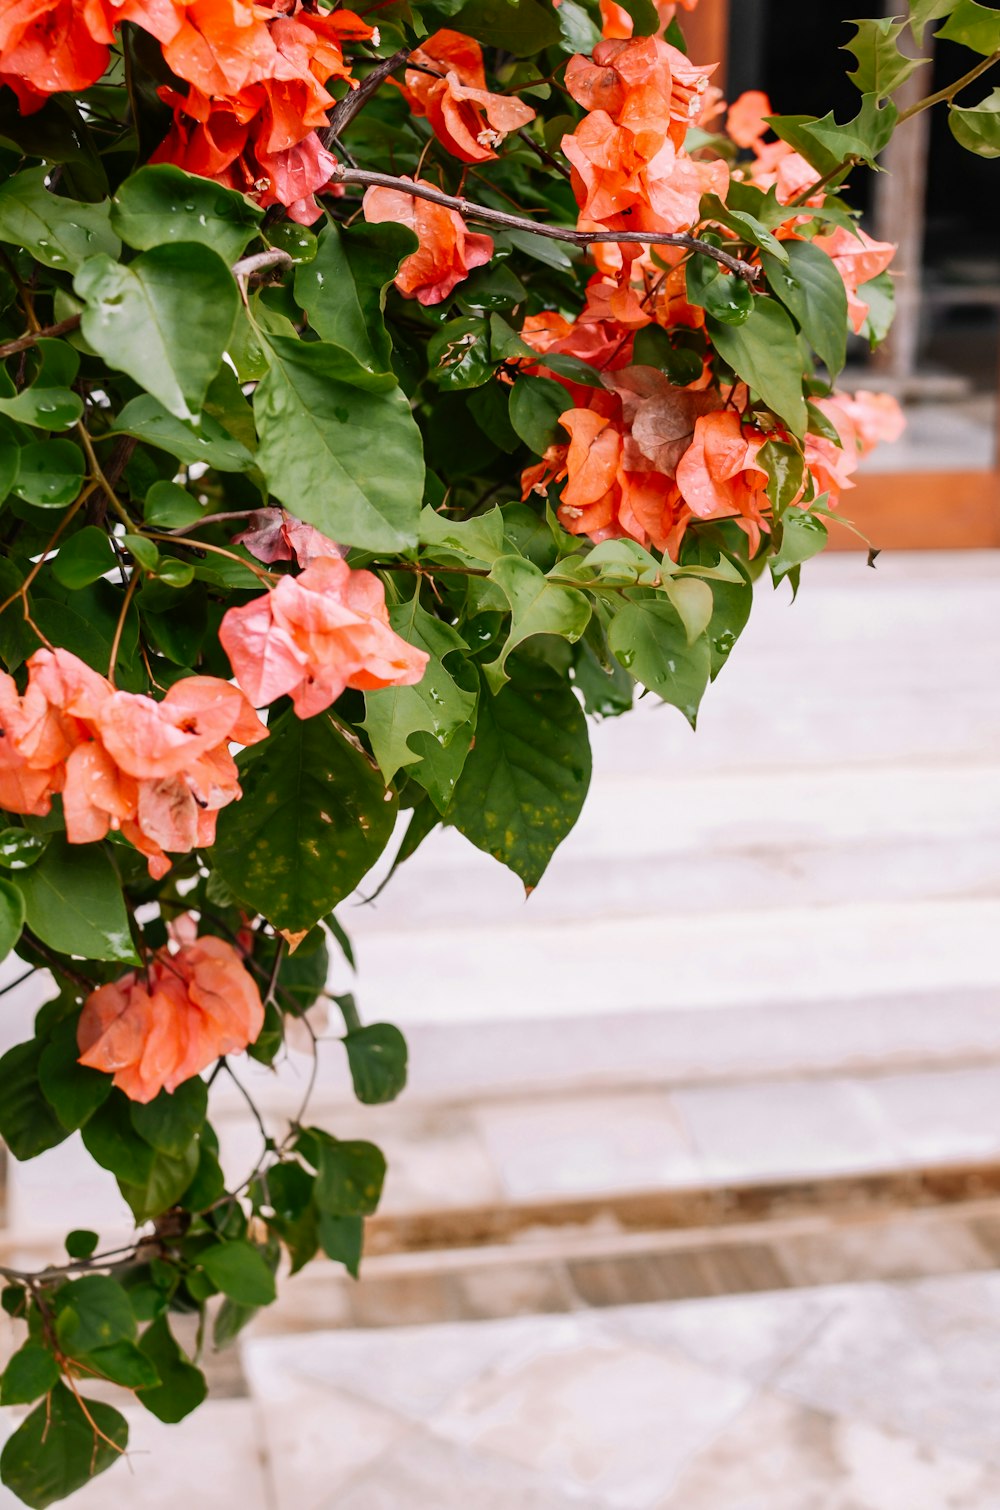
[
  {"x1": 328, "y1": 166, "x2": 764, "y2": 284},
  {"x1": 108, "y1": 568, "x2": 141, "y2": 681}
]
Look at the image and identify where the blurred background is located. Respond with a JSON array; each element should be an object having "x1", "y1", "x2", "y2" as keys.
[{"x1": 3, "y1": 2, "x2": 1000, "y2": 1505}]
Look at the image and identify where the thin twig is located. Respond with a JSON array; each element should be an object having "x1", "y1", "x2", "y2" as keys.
[
  {"x1": 0, "y1": 314, "x2": 82, "y2": 361},
  {"x1": 231, "y1": 248, "x2": 294, "y2": 280},
  {"x1": 328, "y1": 166, "x2": 763, "y2": 283},
  {"x1": 322, "y1": 48, "x2": 411, "y2": 149},
  {"x1": 898, "y1": 47, "x2": 1000, "y2": 122},
  {"x1": 108, "y1": 568, "x2": 141, "y2": 681}
]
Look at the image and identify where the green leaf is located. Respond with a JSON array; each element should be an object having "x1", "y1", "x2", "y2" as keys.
[
  {"x1": 631, "y1": 326, "x2": 705, "y2": 387},
  {"x1": 86, "y1": 1340, "x2": 160, "y2": 1390},
  {"x1": 17, "y1": 837, "x2": 137, "y2": 963},
  {"x1": 767, "y1": 94, "x2": 898, "y2": 173},
  {"x1": 54, "y1": 1276, "x2": 136, "y2": 1357},
  {"x1": 759, "y1": 238, "x2": 849, "y2": 377},
  {"x1": 910, "y1": 0, "x2": 959, "y2": 42},
  {"x1": 136, "y1": 1316, "x2": 207, "y2": 1423},
  {"x1": 0, "y1": 875, "x2": 24, "y2": 959},
  {"x1": 362, "y1": 593, "x2": 477, "y2": 784},
  {"x1": 484, "y1": 556, "x2": 592, "y2": 691},
  {"x1": 75, "y1": 244, "x2": 239, "y2": 421},
  {"x1": 111, "y1": 165, "x2": 263, "y2": 262},
  {"x1": 0, "y1": 1040, "x2": 69, "y2": 1161},
  {"x1": 699, "y1": 195, "x2": 789, "y2": 262},
  {"x1": 770, "y1": 507, "x2": 829, "y2": 585},
  {"x1": 143, "y1": 479, "x2": 204, "y2": 528},
  {"x1": 214, "y1": 712, "x2": 398, "y2": 934},
  {"x1": 448, "y1": 662, "x2": 591, "y2": 888},
  {"x1": 707, "y1": 301, "x2": 808, "y2": 435},
  {"x1": 199, "y1": 1240, "x2": 277, "y2": 1306},
  {"x1": 418, "y1": 503, "x2": 506, "y2": 566},
  {"x1": 949, "y1": 88, "x2": 1000, "y2": 156},
  {"x1": 129, "y1": 1078, "x2": 208, "y2": 1157},
  {"x1": 263, "y1": 220, "x2": 317, "y2": 264},
  {"x1": 51, "y1": 526, "x2": 117, "y2": 588},
  {"x1": 451, "y1": 0, "x2": 561, "y2": 53},
  {"x1": 937, "y1": 0, "x2": 1000, "y2": 52},
  {"x1": 759, "y1": 438, "x2": 806, "y2": 512},
  {"x1": 114, "y1": 395, "x2": 256, "y2": 472},
  {"x1": 555, "y1": 0, "x2": 602, "y2": 52},
  {"x1": 0, "y1": 828, "x2": 47, "y2": 869},
  {"x1": 118, "y1": 1141, "x2": 200, "y2": 1222},
  {"x1": 509, "y1": 374, "x2": 573, "y2": 454},
  {"x1": 0, "y1": 381, "x2": 82, "y2": 432},
  {"x1": 81, "y1": 1095, "x2": 155, "y2": 1186},
  {"x1": 344, "y1": 1023, "x2": 408, "y2": 1105},
  {"x1": 295, "y1": 220, "x2": 416, "y2": 375},
  {"x1": 608, "y1": 598, "x2": 711, "y2": 725},
  {"x1": 254, "y1": 335, "x2": 423, "y2": 553},
  {"x1": 315, "y1": 1138, "x2": 386, "y2": 1217},
  {"x1": 38, "y1": 1015, "x2": 113, "y2": 1131},
  {"x1": 685, "y1": 252, "x2": 754, "y2": 324},
  {"x1": 0, "y1": 1342, "x2": 59, "y2": 1406},
  {"x1": 844, "y1": 18, "x2": 923, "y2": 98},
  {"x1": 0, "y1": 1383, "x2": 127, "y2": 1508},
  {"x1": 0, "y1": 167, "x2": 120, "y2": 272},
  {"x1": 12, "y1": 439, "x2": 85, "y2": 508},
  {"x1": 317, "y1": 1213, "x2": 364, "y2": 1277},
  {"x1": 427, "y1": 316, "x2": 496, "y2": 390},
  {"x1": 65, "y1": 1230, "x2": 99, "y2": 1259}
]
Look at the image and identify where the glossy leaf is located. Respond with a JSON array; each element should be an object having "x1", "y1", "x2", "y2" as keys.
[
  {"x1": 707, "y1": 301, "x2": 808, "y2": 435},
  {"x1": 949, "y1": 89, "x2": 1000, "y2": 156},
  {"x1": 0, "y1": 167, "x2": 119, "y2": 272},
  {"x1": 0, "y1": 875, "x2": 24, "y2": 959},
  {"x1": 199, "y1": 1240, "x2": 277, "y2": 1306},
  {"x1": 484, "y1": 556, "x2": 592, "y2": 691},
  {"x1": 937, "y1": 0, "x2": 1000, "y2": 52},
  {"x1": 75, "y1": 244, "x2": 239, "y2": 421},
  {"x1": 608, "y1": 598, "x2": 711, "y2": 726},
  {"x1": 214, "y1": 712, "x2": 398, "y2": 934},
  {"x1": 448, "y1": 663, "x2": 592, "y2": 888},
  {"x1": 111, "y1": 165, "x2": 263, "y2": 262},
  {"x1": 295, "y1": 220, "x2": 416, "y2": 375},
  {"x1": 759, "y1": 239, "x2": 849, "y2": 377},
  {"x1": 0, "y1": 1383, "x2": 127, "y2": 1508},
  {"x1": 344, "y1": 1024, "x2": 409, "y2": 1105},
  {"x1": 17, "y1": 838, "x2": 137, "y2": 963},
  {"x1": 253, "y1": 336, "x2": 423, "y2": 553}
]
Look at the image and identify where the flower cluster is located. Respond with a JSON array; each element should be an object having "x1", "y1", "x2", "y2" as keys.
[
  {"x1": 220, "y1": 552, "x2": 430, "y2": 719},
  {"x1": 0, "y1": 0, "x2": 374, "y2": 221},
  {"x1": 524, "y1": 381, "x2": 904, "y2": 558},
  {"x1": 562, "y1": 37, "x2": 729, "y2": 243},
  {"x1": 0, "y1": 650, "x2": 266, "y2": 878},
  {"x1": 77, "y1": 933, "x2": 264, "y2": 1102}
]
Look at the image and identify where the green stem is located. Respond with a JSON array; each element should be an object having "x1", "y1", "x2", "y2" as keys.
[{"x1": 898, "y1": 47, "x2": 1000, "y2": 123}]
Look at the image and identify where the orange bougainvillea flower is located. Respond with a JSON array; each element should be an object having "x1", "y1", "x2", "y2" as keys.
[
  {"x1": 398, "y1": 29, "x2": 535, "y2": 163},
  {"x1": 0, "y1": 649, "x2": 267, "y2": 878},
  {"x1": 562, "y1": 37, "x2": 726, "y2": 238},
  {"x1": 675, "y1": 410, "x2": 770, "y2": 551},
  {"x1": 0, "y1": 0, "x2": 113, "y2": 111},
  {"x1": 836, "y1": 388, "x2": 906, "y2": 455},
  {"x1": 77, "y1": 935, "x2": 264, "y2": 1103},
  {"x1": 726, "y1": 89, "x2": 772, "y2": 150},
  {"x1": 146, "y1": 1, "x2": 373, "y2": 221},
  {"x1": 811, "y1": 225, "x2": 897, "y2": 332},
  {"x1": 362, "y1": 179, "x2": 494, "y2": 304},
  {"x1": 219, "y1": 552, "x2": 429, "y2": 718}
]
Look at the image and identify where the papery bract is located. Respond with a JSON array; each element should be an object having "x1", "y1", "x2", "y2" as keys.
[
  {"x1": 220, "y1": 553, "x2": 429, "y2": 718},
  {"x1": 398, "y1": 30, "x2": 534, "y2": 163},
  {"x1": 362, "y1": 180, "x2": 494, "y2": 304},
  {"x1": 77, "y1": 935, "x2": 264, "y2": 1103}
]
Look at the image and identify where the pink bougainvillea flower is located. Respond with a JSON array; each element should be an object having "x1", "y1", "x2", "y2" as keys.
[
  {"x1": 398, "y1": 30, "x2": 535, "y2": 163},
  {"x1": 362, "y1": 180, "x2": 494, "y2": 305},
  {"x1": 0, "y1": 648, "x2": 266, "y2": 879},
  {"x1": 77, "y1": 935, "x2": 264, "y2": 1103},
  {"x1": 220, "y1": 553, "x2": 429, "y2": 718},
  {"x1": 811, "y1": 226, "x2": 897, "y2": 332},
  {"x1": 234, "y1": 508, "x2": 341, "y2": 567},
  {"x1": 836, "y1": 388, "x2": 906, "y2": 455}
]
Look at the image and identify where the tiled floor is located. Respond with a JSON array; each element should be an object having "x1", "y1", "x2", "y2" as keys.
[{"x1": 33, "y1": 1273, "x2": 1000, "y2": 1510}]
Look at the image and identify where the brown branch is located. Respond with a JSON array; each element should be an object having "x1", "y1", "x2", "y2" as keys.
[
  {"x1": 0, "y1": 314, "x2": 82, "y2": 361},
  {"x1": 328, "y1": 166, "x2": 763, "y2": 284},
  {"x1": 322, "y1": 49, "x2": 411, "y2": 149},
  {"x1": 231, "y1": 248, "x2": 294, "y2": 280}
]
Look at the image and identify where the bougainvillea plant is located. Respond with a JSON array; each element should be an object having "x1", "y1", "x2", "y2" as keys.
[{"x1": 0, "y1": 0, "x2": 996, "y2": 1498}]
